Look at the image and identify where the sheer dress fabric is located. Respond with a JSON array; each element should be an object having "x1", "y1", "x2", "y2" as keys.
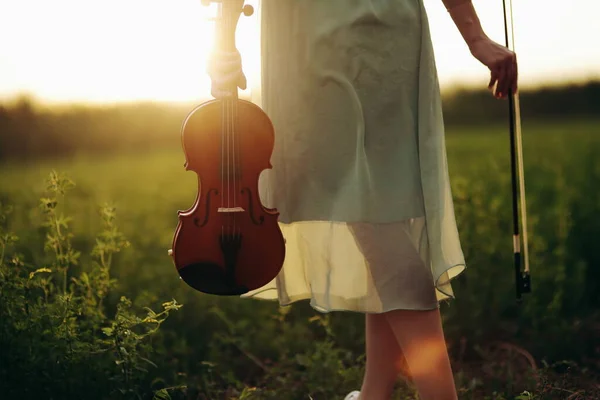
[{"x1": 241, "y1": 0, "x2": 466, "y2": 313}]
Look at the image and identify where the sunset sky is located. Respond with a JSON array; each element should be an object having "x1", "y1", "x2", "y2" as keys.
[{"x1": 0, "y1": 0, "x2": 598, "y2": 104}]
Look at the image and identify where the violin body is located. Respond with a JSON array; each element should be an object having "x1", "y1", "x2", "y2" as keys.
[
  {"x1": 169, "y1": 0, "x2": 285, "y2": 295},
  {"x1": 170, "y1": 99, "x2": 286, "y2": 295}
]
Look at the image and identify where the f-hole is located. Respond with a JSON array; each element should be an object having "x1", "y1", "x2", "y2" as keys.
[
  {"x1": 241, "y1": 187, "x2": 264, "y2": 225},
  {"x1": 194, "y1": 188, "x2": 219, "y2": 227}
]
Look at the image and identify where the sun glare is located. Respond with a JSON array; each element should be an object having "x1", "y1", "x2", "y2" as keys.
[
  {"x1": 0, "y1": 0, "x2": 598, "y2": 104},
  {"x1": 0, "y1": 0, "x2": 261, "y2": 104}
]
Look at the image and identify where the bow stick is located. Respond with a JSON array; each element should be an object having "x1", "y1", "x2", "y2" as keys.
[{"x1": 501, "y1": 0, "x2": 531, "y2": 301}]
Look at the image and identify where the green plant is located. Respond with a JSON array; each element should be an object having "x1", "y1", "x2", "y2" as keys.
[{"x1": 0, "y1": 171, "x2": 181, "y2": 399}]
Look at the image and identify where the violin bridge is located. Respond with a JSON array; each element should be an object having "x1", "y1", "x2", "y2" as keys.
[{"x1": 218, "y1": 207, "x2": 245, "y2": 213}]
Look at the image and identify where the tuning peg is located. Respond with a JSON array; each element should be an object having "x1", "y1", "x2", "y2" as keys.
[{"x1": 242, "y1": 4, "x2": 254, "y2": 16}]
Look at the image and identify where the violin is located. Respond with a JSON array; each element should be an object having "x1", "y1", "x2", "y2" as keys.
[{"x1": 168, "y1": 0, "x2": 285, "y2": 296}]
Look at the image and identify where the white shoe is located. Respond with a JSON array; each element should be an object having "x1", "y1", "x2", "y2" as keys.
[{"x1": 344, "y1": 391, "x2": 360, "y2": 400}]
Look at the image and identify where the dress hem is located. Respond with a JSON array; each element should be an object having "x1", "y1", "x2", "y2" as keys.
[{"x1": 241, "y1": 262, "x2": 466, "y2": 314}]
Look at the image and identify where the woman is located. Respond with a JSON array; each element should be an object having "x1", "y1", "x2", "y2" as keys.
[{"x1": 209, "y1": 0, "x2": 518, "y2": 399}]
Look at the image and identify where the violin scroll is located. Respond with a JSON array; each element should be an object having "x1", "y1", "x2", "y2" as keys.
[{"x1": 201, "y1": 0, "x2": 253, "y2": 18}]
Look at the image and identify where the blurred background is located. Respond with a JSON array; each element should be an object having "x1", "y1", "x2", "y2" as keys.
[{"x1": 0, "y1": 0, "x2": 599, "y2": 399}]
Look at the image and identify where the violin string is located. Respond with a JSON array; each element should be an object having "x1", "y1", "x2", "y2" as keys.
[
  {"x1": 226, "y1": 5, "x2": 231, "y2": 235},
  {"x1": 232, "y1": 99, "x2": 236, "y2": 236},
  {"x1": 229, "y1": 94, "x2": 234, "y2": 235},
  {"x1": 228, "y1": 3, "x2": 235, "y2": 236},
  {"x1": 229, "y1": 3, "x2": 237, "y2": 236},
  {"x1": 227, "y1": 99, "x2": 231, "y2": 235},
  {"x1": 218, "y1": 2, "x2": 225, "y2": 237},
  {"x1": 220, "y1": 1, "x2": 242, "y2": 237},
  {"x1": 234, "y1": 86, "x2": 238, "y2": 236},
  {"x1": 232, "y1": 7, "x2": 237, "y2": 236}
]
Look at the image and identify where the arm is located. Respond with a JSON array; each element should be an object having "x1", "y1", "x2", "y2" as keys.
[{"x1": 443, "y1": 0, "x2": 488, "y2": 50}]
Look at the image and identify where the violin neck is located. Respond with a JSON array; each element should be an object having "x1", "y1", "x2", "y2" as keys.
[
  {"x1": 215, "y1": 0, "x2": 244, "y2": 98},
  {"x1": 215, "y1": 24, "x2": 237, "y2": 52}
]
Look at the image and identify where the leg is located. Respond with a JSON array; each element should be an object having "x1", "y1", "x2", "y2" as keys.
[
  {"x1": 384, "y1": 308, "x2": 458, "y2": 400},
  {"x1": 347, "y1": 223, "x2": 454, "y2": 398},
  {"x1": 359, "y1": 312, "x2": 408, "y2": 400}
]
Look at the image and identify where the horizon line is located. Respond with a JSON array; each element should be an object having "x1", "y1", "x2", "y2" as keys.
[{"x1": 2, "y1": 76, "x2": 598, "y2": 109}]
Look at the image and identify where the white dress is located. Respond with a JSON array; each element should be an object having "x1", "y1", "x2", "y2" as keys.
[{"x1": 242, "y1": 0, "x2": 466, "y2": 313}]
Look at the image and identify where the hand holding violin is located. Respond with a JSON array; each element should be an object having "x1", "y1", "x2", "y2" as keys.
[{"x1": 207, "y1": 49, "x2": 247, "y2": 99}]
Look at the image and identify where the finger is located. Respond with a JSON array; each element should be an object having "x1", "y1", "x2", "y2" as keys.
[
  {"x1": 489, "y1": 68, "x2": 500, "y2": 93},
  {"x1": 488, "y1": 71, "x2": 497, "y2": 89},
  {"x1": 495, "y1": 66, "x2": 507, "y2": 98},
  {"x1": 211, "y1": 86, "x2": 234, "y2": 99},
  {"x1": 211, "y1": 82, "x2": 226, "y2": 99},
  {"x1": 208, "y1": 60, "x2": 242, "y2": 78},
  {"x1": 207, "y1": 52, "x2": 243, "y2": 77},
  {"x1": 238, "y1": 73, "x2": 247, "y2": 91},
  {"x1": 210, "y1": 69, "x2": 244, "y2": 88},
  {"x1": 210, "y1": 50, "x2": 241, "y2": 65},
  {"x1": 221, "y1": 58, "x2": 244, "y2": 72}
]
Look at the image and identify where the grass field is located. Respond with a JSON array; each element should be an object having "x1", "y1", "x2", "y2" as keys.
[{"x1": 0, "y1": 118, "x2": 599, "y2": 399}]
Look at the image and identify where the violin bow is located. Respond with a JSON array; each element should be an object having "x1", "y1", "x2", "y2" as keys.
[{"x1": 501, "y1": 0, "x2": 531, "y2": 301}]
